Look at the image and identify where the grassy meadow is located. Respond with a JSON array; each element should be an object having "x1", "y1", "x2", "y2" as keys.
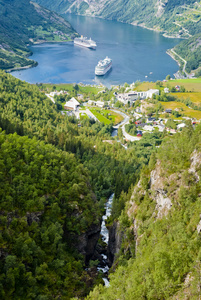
[
  {"x1": 135, "y1": 78, "x2": 201, "y2": 93},
  {"x1": 160, "y1": 101, "x2": 201, "y2": 119},
  {"x1": 89, "y1": 107, "x2": 123, "y2": 125}
]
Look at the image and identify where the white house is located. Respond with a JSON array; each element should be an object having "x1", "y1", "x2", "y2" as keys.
[
  {"x1": 96, "y1": 101, "x2": 105, "y2": 108},
  {"x1": 164, "y1": 87, "x2": 170, "y2": 93},
  {"x1": 88, "y1": 100, "x2": 95, "y2": 106},
  {"x1": 146, "y1": 89, "x2": 159, "y2": 98},
  {"x1": 117, "y1": 89, "x2": 158, "y2": 105},
  {"x1": 177, "y1": 123, "x2": 186, "y2": 130},
  {"x1": 64, "y1": 97, "x2": 80, "y2": 111},
  {"x1": 143, "y1": 125, "x2": 154, "y2": 132}
]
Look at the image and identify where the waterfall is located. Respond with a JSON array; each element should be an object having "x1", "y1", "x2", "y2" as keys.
[{"x1": 98, "y1": 193, "x2": 114, "y2": 286}]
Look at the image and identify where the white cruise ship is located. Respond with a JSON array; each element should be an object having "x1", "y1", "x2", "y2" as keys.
[
  {"x1": 74, "y1": 36, "x2": 96, "y2": 49},
  {"x1": 95, "y1": 57, "x2": 112, "y2": 76}
]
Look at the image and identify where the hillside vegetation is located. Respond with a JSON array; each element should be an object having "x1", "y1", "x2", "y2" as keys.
[
  {"x1": 0, "y1": 70, "x2": 165, "y2": 298},
  {"x1": 0, "y1": 0, "x2": 77, "y2": 70},
  {"x1": 87, "y1": 123, "x2": 201, "y2": 299}
]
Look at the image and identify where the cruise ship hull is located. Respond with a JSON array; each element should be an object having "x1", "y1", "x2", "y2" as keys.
[
  {"x1": 74, "y1": 41, "x2": 96, "y2": 49},
  {"x1": 95, "y1": 62, "x2": 112, "y2": 76},
  {"x1": 74, "y1": 37, "x2": 96, "y2": 50}
]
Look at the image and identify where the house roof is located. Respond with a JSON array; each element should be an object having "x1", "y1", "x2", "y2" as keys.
[{"x1": 65, "y1": 97, "x2": 80, "y2": 108}]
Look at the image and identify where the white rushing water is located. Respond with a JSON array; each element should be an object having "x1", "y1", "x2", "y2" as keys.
[
  {"x1": 98, "y1": 193, "x2": 114, "y2": 287},
  {"x1": 101, "y1": 193, "x2": 114, "y2": 244}
]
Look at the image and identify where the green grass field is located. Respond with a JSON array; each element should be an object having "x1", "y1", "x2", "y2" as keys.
[
  {"x1": 135, "y1": 78, "x2": 201, "y2": 93},
  {"x1": 167, "y1": 79, "x2": 201, "y2": 92},
  {"x1": 89, "y1": 108, "x2": 111, "y2": 124},
  {"x1": 89, "y1": 108, "x2": 124, "y2": 125},
  {"x1": 172, "y1": 92, "x2": 201, "y2": 104},
  {"x1": 79, "y1": 112, "x2": 89, "y2": 120},
  {"x1": 159, "y1": 101, "x2": 201, "y2": 119}
]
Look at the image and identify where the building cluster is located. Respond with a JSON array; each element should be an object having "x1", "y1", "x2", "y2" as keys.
[
  {"x1": 116, "y1": 89, "x2": 159, "y2": 105},
  {"x1": 134, "y1": 117, "x2": 165, "y2": 133},
  {"x1": 87, "y1": 100, "x2": 105, "y2": 108},
  {"x1": 49, "y1": 90, "x2": 68, "y2": 97}
]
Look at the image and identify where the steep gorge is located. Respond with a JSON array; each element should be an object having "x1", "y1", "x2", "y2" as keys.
[{"x1": 87, "y1": 123, "x2": 201, "y2": 299}]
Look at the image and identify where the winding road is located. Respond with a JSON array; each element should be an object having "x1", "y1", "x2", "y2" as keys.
[{"x1": 112, "y1": 109, "x2": 140, "y2": 142}]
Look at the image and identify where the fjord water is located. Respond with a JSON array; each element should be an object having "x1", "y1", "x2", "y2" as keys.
[{"x1": 12, "y1": 14, "x2": 180, "y2": 86}]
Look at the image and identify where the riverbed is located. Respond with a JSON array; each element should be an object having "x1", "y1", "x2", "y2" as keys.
[{"x1": 12, "y1": 14, "x2": 180, "y2": 86}]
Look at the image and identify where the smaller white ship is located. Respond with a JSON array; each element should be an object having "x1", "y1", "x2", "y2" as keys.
[
  {"x1": 74, "y1": 36, "x2": 96, "y2": 49},
  {"x1": 95, "y1": 56, "x2": 112, "y2": 76}
]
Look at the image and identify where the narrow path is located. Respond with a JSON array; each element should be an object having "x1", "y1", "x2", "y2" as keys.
[
  {"x1": 111, "y1": 109, "x2": 140, "y2": 142},
  {"x1": 168, "y1": 49, "x2": 189, "y2": 78},
  {"x1": 45, "y1": 94, "x2": 55, "y2": 104}
]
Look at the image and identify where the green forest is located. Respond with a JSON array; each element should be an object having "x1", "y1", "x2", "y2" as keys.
[
  {"x1": 1, "y1": 71, "x2": 201, "y2": 299},
  {"x1": 87, "y1": 122, "x2": 201, "y2": 300},
  {"x1": 0, "y1": 70, "x2": 162, "y2": 298},
  {"x1": 0, "y1": 0, "x2": 77, "y2": 70},
  {"x1": 174, "y1": 33, "x2": 201, "y2": 73}
]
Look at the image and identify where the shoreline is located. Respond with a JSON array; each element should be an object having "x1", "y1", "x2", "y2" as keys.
[
  {"x1": 8, "y1": 62, "x2": 38, "y2": 73},
  {"x1": 6, "y1": 39, "x2": 73, "y2": 73},
  {"x1": 7, "y1": 15, "x2": 184, "y2": 82},
  {"x1": 166, "y1": 49, "x2": 181, "y2": 67},
  {"x1": 67, "y1": 12, "x2": 184, "y2": 39}
]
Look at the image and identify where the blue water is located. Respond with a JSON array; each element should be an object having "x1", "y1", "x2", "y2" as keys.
[{"x1": 12, "y1": 14, "x2": 180, "y2": 86}]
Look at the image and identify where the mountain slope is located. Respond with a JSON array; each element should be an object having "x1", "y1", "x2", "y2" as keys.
[
  {"x1": 0, "y1": 0, "x2": 77, "y2": 70},
  {"x1": 35, "y1": 0, "x2": 201, "y2": 37},
  {"x1": 87, "y1": 123, "x2": 201, "y2": 299},
  {"x1": 0, "y1": 70, "x2": 162, "y2": 298}
]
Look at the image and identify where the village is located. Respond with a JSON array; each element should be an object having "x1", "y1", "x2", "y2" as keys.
[{"x1": 44, "y1": 78, "x2": 201, "y2": 141}]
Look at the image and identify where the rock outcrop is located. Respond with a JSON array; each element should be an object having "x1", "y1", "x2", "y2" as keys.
[
  {"x1": 107, "y1": 221, "x2": 123, "y2": 266},
  {"x1": 189, "y1": 149, "x2": 201, "y2": 182},
  {"x1": 75, "y1": 221, "x2": 102, "y2": 264}
]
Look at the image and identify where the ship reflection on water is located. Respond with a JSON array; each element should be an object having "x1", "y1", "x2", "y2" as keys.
[{"x1": 94, "y1": 67, "x2": 113, "y2": 86}]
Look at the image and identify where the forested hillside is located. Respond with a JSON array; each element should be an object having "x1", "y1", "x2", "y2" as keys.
[
  {"x1": 174, "y1": 33, "x2": 201, "y2": 74},
  {"x1": 87, "y1": 123, "x2": 201, "y2": 299},
  {"x1": 35, "y1": 0, "x2": 200, "y2": 37},
  {"x1": 0, "y1": 71, "x2": 162, "y2": 298},
  {"x1": 0, "y1": 132, "x2": 101, "y2": 299},
  {"x1": 0, "y1": 0, "x2": 77, "y2": 70}
]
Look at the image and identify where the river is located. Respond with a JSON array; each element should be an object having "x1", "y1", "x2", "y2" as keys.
[
  {"x1": 98, "y1": 193, "x2": 114, "y2": 286},
  {"x1": 12, "y1": 14, "x2": 180, "y2": 86}
]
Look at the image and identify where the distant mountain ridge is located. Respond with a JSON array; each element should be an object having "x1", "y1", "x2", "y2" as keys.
[
  {"x1": 35, "y1": 0, "x2": 200, "y2": 38},
  {"x1": 0, "y1": 0, "x2": 77, "y2": 70}
]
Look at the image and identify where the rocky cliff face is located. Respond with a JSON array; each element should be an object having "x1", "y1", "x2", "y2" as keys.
[
  {"x1": 73, "y1": 221, "x2": 102, "y2": 263},
  {"x1": 107, "y1": 221, "x2": 123, "y2": 266}
]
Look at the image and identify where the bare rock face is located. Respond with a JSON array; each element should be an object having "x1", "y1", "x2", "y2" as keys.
[
  {"x1": 150, "y1": 161, "x2": 165, "y2": 191},
  {"x1": 189, "y1": 149, "x2": 201, "y2": 182},
  {"x1": 155, "y1": 0, "x2": 168, "y2": 17},
  {"x1": 107, "y1": 221, "x2": 123, "y2": 266},
  {"x1": 26, "y1": 212, "x2": 43, "y2": 225},
  {"x1": 70, "y1": 221, "x2": 102, "y2": 264},
  {"x1": 154, "y1": 189, "x2": 172, "y2": 218},
  {"x1": 150, "y1": 161, "x2": 172, "y2": 218},
  {"x1": 197, "y1": 220, "x2": 201, "y2": 233}
]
